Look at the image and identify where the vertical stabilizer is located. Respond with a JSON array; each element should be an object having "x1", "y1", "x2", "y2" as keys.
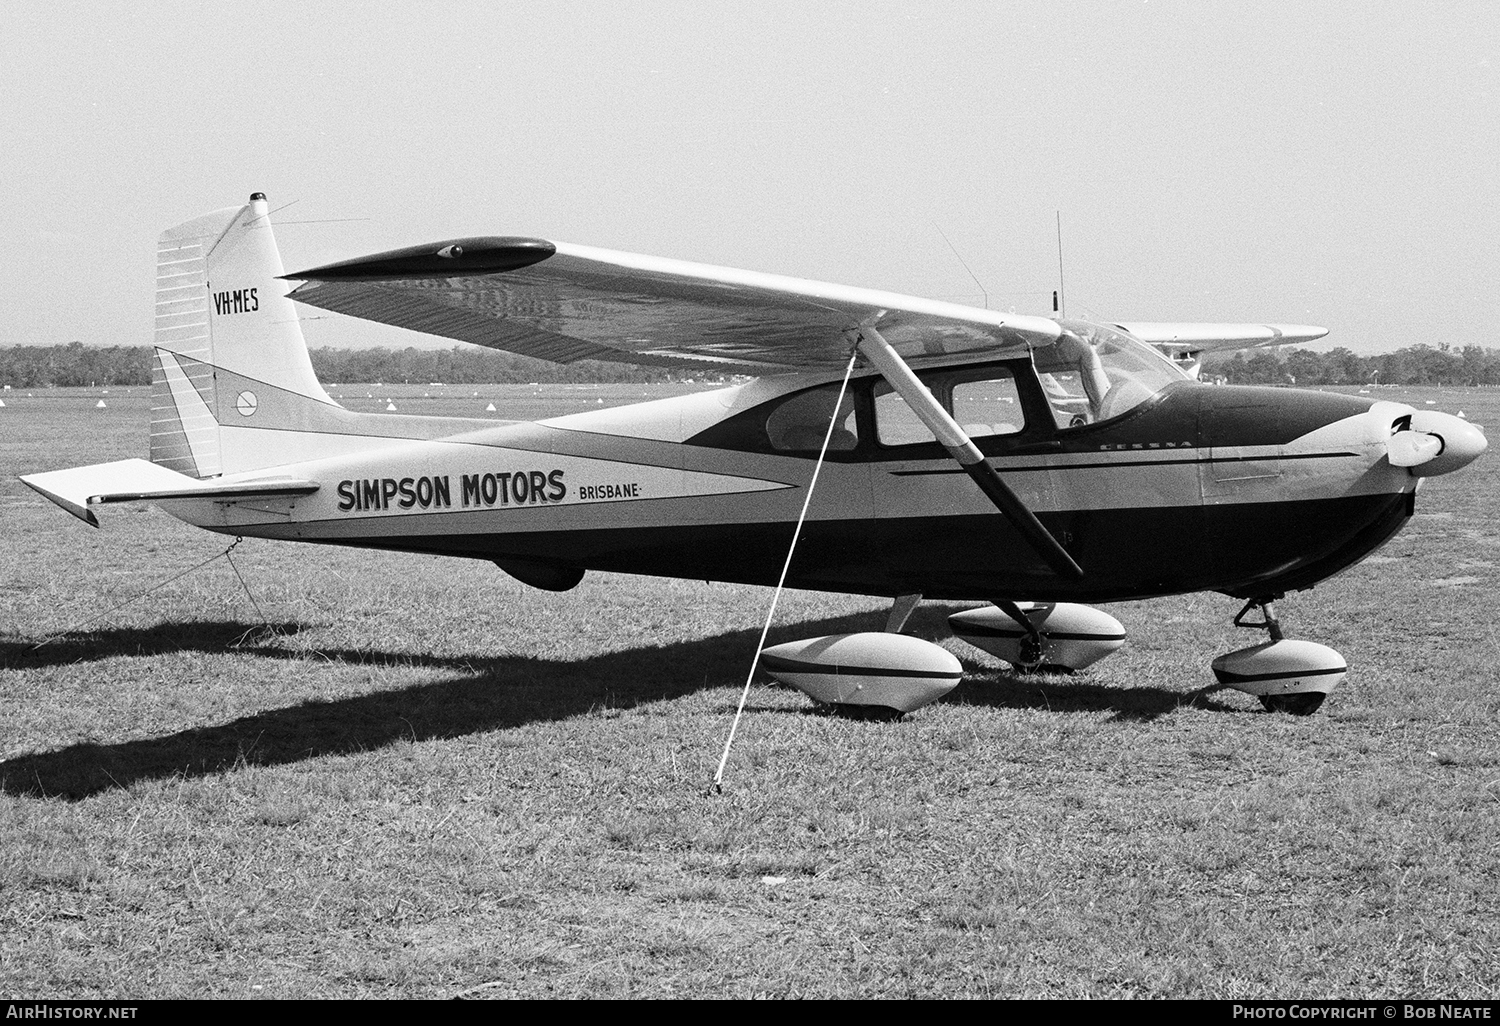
[{"x1": 152, "y1": 194, "x2": 338, "y2": 477}]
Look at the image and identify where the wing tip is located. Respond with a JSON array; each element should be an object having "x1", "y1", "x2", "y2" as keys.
[
  {"x1": 1273, "y1": 324, "x2": 1330, "y2": 343},
  {"x1": 283, "y1": 237, "x2": 556, "y2": 282},
  {"x1": 20, "y1": 474, "x2": 101, "y2": 527}
]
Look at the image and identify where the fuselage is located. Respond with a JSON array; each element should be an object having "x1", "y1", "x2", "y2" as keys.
[
  {"x1": 160, "y1": 361, "x2": 1438, "y2": 604},
  {"x1": 30, "y1": 197, "x2": 1478, "y2": 619}
]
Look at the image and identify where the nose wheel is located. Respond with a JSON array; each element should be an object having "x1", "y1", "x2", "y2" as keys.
[
  {"x1": 1210, "y1": 596, "x2": 1347, "y2": 716},
  {"x1": 1258, "y1": 691, "x2": 1328, "y2": 716}
]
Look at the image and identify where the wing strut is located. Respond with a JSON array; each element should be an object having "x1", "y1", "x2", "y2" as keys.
[{"x1": 851, "y1": 324, "x2": 1084, "y2": 581}]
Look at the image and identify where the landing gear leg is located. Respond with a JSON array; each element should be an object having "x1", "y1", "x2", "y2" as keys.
[
  {"x1": 1211, "y1": 594, "x2": 1346, "y2": 716},
  {"x1": 948, "y1": 601, "x2": 1126, "y2": 671},
  {"x1": 994, "y1": 599, "x2": 1045, "y2": 668},
  {"x1": 1233, "y1": 595, "x2": 1285, "y2": 642},
  {"x1": 885, "y1": 593, "x2": 923, "y2": 634}
]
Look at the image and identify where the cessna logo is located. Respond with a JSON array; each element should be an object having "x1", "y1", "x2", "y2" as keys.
[
  {"x1": 1098, "y1": 441, "x2": 1194, "y2": 450},
  {"x1": 212, "y1": 288, "x2": 259, "y2": 315}
]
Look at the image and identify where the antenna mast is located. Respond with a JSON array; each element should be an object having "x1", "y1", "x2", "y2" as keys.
[
  {"x1": 1054, "y1": 211, "x2": 1066, "y2": 319},
  {"x1": 935, "y1": 224, "x2": 988, "y2": 310}
]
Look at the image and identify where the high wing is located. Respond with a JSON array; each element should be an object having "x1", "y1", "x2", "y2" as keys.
[
  {"x1": 284, "y1": 238, "x2": 1065, "y2": 372},
  {"x1": 1112, "y1": 322, "x2": 1328, "y2": 353}
]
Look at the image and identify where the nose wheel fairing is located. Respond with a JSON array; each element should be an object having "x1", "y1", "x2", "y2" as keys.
[{"x1": 1209, "y1": 598, "x2": 1347, "y2": 714}]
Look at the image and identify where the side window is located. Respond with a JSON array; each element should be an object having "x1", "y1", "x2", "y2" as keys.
[
  {"x1": 874, "y1": 367, "x2": 1026, "y2": 447},
  {"x1": 952, "y1": 374, "x2": 1024, "y2": 438},
  {"x1": 874, "y1": 382, "x2": 936, "y2": 446},
  {"x1": 765, "y1": 385, "x2": 858, "y2": 451}
]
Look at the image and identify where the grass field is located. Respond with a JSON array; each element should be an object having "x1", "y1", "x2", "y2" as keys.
[{"x1": 2, "y1": 383, "x2": 1497, "y2": 998}]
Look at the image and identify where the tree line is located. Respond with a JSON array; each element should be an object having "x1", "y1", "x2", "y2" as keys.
[
  {"x1": 0, "y1": 343, "x2": 679, "y2": 388},
  {"x1": 1203, "y1": 344, "x2": 1500, "y2": 387},
  {"x1": 6, "y1": 341, "x2": 1500, "y2": 389}
]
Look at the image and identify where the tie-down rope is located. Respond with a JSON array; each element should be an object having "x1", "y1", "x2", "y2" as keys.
[
  {"x1": 711, "y1": 348, "x2": 860, "y2": 794},
  {"x1": 30, "y1": 537, "x2": 265, "y2": 650}
]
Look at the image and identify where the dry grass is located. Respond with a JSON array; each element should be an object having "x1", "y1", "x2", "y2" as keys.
[{"x1": 1, "y1": 384, "x2": 1497, "y2": 998}]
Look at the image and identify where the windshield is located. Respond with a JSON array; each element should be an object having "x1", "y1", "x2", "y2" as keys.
[{"x1": 1032, "y1": 319, "x2": 1187, "y2": 427}]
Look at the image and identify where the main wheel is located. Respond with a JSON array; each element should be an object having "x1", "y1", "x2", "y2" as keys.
[
  {"x1": 821, "y1": 703, "x2": 906, "y2": 722},
  {"x1": 1259, "y1": 693, "x2": 1326, "y2": 716}
]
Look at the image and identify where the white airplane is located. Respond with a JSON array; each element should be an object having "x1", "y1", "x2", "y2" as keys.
[
  {"x1": 21, "y1": 195, "x2": 1487, "y2": 716},
  {"x1": 1120, "y1": 326, "x2": 1326, "y2": 380}
]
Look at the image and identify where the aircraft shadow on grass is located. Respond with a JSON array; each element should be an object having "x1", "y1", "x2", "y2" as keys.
[{"x1": 1, "y1": 606, "x2": 1226, "y2": 800}]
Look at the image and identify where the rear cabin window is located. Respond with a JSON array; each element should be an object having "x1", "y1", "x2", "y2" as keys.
[{"x1": 764, "y1": 384, "x2": 859, "y2": 451}]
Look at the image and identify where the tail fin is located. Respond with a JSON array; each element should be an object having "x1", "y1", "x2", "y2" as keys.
[{"x1": 152, "y1": 193, "x2": 337, "y2": 477}]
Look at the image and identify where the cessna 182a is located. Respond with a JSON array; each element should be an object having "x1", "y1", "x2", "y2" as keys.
[{"x1": 21, "y1": 195, "x2": 1487, "y2": 716}]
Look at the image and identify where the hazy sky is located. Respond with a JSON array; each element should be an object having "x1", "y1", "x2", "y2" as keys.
[{"x1": 4, "y1": 0, "x2": 1496, "y2": 354}]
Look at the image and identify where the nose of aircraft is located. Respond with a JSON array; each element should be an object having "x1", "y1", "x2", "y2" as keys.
[{"x1": 1397, "y1": 410, "x2": 1488, "y2": 477}]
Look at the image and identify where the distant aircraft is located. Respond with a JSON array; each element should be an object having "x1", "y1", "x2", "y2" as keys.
[
  {"x1": 22, "y1": 195, "x2": 1486, "y2": 715},
  {"x1": 1119, "y1": 325, "x2": 1326, "y2": 381}
]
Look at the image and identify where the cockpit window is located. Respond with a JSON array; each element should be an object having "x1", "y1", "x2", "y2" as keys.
[
  {"x1": 765, "y1": 384, "x2": 859, "y2": 451},
  {"x1": 1037, "y1": 320, "x2": 1187, "y2": 427}
]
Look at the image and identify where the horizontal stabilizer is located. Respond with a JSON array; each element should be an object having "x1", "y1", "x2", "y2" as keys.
[{"x1": 21, "y1": 458, "x2": 318, "y2": 527}]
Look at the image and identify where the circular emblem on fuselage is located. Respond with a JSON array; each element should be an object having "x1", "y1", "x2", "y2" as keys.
[{"x1": 236, "y1": 390, "x2": 258, "y2": 417}]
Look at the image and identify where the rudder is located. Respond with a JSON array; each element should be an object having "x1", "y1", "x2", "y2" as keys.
[{"x1": 151, "y1": 193, "x2": 338, "y2": 477}]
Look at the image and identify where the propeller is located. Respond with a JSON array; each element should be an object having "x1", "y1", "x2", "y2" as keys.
[{"x1": 1377, "y1": 405, "x2": 1487, "y2": 476}]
